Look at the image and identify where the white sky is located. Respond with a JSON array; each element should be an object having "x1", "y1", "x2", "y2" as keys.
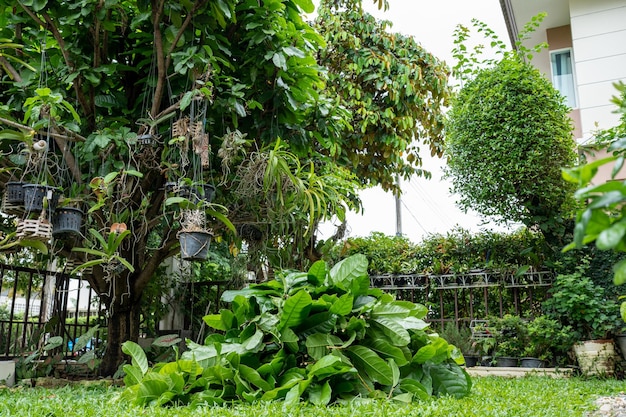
[{"x1": 319, "y1": 0, "x2": 515, "y2": 243}]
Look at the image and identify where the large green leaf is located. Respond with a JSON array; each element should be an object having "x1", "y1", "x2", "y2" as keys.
[
  {"x1": 371, "y1": 317, "x2": 411, "y2": 346},
  {"x1": 308, "y1": 381, "x2": 332, "y2": 406},
  {"x1": 329, "y1": 293, "x2": 353, "y2": 316},
  {"x1": 239, "y1": 364, "x2": 272, "y2": 391},
  {"x1": 597, "y1": 220, "x2": 626, "y2": 250},
  {"x1": 308, "y1": 260, "x2": 328, "y2": 285},
  {"x1": 329, "y1": 253, "x2": 368, "y2": 289},
  {"x1": 122, "y1": 341, "x2": 149, "y2": 375},
  {"x1": 426, "y1": 362, "x2": 472, "y2": 398},
  {"x1": 138, "y1": 374, "x2": 170, "y2": 406},
  {"x1": 346, "y1": 345, "x2": 393, "y2": 386},
  {"x1": 279, "y1": 289, "x2": 312, "y2": 330},
  {"x1": 296, "y1": 311, "x2": 336, "y2": 338},
  {"x1": 72, "y1": 325, "x2": 100, "y2": 352},
  {"x1": 398, "y1": 379, "x2": 430, "y2": 401},
  {"x1": 365, "y1": 338, "x2": 409, "y2": 366},
  {"x1": 293, "y1": 0, "x2": 315, "y2": 13},
  {"x1": 371, "y1": 302, "x2": 411, "y2": 319}
]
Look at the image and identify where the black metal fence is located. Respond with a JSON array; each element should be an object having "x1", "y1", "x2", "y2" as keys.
[
  {"x1": 0, "y1": 263, "x2": 102, "y2": 359},
  {"x1": 0, "y1": 263, "x2": 232, "y2": 360},
  {"x1": 1, "y1": 263, "x2": 553, "y2": 360},
  {"x1": 371, "y1": 269, "x2": 555, "y2": 332}
]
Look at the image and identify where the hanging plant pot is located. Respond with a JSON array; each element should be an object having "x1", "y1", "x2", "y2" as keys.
[
  {"x1": 5, "y1": 181, "x2": 25, "y2": 203},
  {"x1": 16, "y1": 218, "x2": 52, "y2": 242},
  {"x1": 2, "y1": 181, "x2": 26, "y2": 216},
  {"x1": 22, "y1": 184, "x2": 60, "y2": 214},
  {"x1": 137, "y1": 133, "x2": 156, "y2": 146},
  {"x1": 196, "y1": 183, "x2": 216, "y2": 203},
  {"x1": 52, "y1": 207, "x2": 84, "y2": 237},
  {"x1": 178, "y1": 230, "x2": 212, "y2": 261}
]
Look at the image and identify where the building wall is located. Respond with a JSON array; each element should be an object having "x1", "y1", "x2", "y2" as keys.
[
  {"x1": 547, "y1": 25, "x2": 582, "y2": 140},
  {"x1": 569, "y1": 0, "x2": 626, "y2": 139}
]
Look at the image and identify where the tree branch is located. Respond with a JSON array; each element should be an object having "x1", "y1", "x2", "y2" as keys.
[
  {"x1": 150, "y1": 0, "x2": 166, "y2": 118},
  {"x1": 164, "y1": 0, "x2": 208, "y2": 71},
  {"x1": 0, "y1": 116, "x2": 86, "y2": 142},
  {"x1": 0, "y1": 56, "x2": 22, "y2": 82}
]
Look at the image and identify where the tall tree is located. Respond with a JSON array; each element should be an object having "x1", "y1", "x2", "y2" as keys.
[
  {"x1": 0, "y1": 0, "x2": 450, "y2": 375},
  {"x1": 445, "y1": 18, "x2": 578, "y2": 248}
]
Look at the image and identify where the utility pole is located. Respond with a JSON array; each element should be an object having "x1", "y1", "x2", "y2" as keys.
[{"x1": 395, "y1": 174, "x2": 402, "y2": 236}]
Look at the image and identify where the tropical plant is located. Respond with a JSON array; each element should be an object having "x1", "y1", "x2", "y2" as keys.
[
  {"x1": 316, "y1": 1, "x2": 451, "y2": 192},
  {"x1": 445, "y1": 16, "x2": 578, "y2": 249},
  {"x1": 120, "y1": 254, "x2": 471, "y2": 407}
]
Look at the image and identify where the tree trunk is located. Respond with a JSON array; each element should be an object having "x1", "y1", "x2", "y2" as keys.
[{"x1": 99, "y1": 294, "x2": 142, "y2": 377}]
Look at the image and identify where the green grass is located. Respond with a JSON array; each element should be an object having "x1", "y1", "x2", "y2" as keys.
[{"x1": 0, "y1": 376, "x2": 624, "y2": 417}]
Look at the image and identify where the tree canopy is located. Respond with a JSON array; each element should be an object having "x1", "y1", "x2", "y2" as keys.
[
  {"x1": 445, "y1": 20, "x2": 578, "y2": 246},
  {"x1": 0, "y1": 0, "x2": 450, "y2": 375}
]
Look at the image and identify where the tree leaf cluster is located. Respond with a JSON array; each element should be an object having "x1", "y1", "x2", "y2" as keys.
[{"x1": 120, "y1": 254, "x2": 471, "y2": 407}]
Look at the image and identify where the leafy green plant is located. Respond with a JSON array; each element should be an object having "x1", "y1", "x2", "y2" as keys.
[
  {"x1": 446, "y1": 15, "x2": 578, "y2": 248},
  {"x1": 542, "y1": 265, "x2": 621, "y2": 341},
  {"x1": 524, "y1": 315, "x2": 575, "y2": 362},
  {"x1": 490, "y1": 315, "x2": 528, "y2": 358},
  {"x1": 71, "y1": 228, "x2": 134, "y2": 275},
  {"x1": 438, "y1": 323, "x2": 477, "y2": 357},
  {"x1": 120, "y1": 254, "x2": 471, "y2": 407},
  {"x1": 14, "y1": 319, "x2": 63, "y2": 380}
]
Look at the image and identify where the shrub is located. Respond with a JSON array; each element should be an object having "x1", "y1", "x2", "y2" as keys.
[{"x1": 120, "y1": 255, "x2": 471, "y2": 407}]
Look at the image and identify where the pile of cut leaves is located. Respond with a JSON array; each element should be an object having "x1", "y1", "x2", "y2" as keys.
[{"x1": 120, "y1": 254, "x2": 471, "y2": 407}]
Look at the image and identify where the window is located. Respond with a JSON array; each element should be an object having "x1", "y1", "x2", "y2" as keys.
[{"x1": 550, "y1": 49, "x2": 578, "y2": 109}]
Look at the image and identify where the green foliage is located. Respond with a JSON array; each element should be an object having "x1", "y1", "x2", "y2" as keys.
[
  {"x1": 0, "y1": 0, "x2": 460, "y2": 376},
  {"x1": 446, "y1": 19, "x2": 577, "y2": 246},
  {"x1": 542, "y1": 264, "x2": 621, "y2": 341},
  {"x1": 489, "y1": 315, "x2": 528, "y2": 358},
  {"x1": 525, "y1": 315, "x2": 574, "y2": 362},
  {"x1": 120, "y1": 255, "x2": 471, "y2": 407},
  {"x1": 331, "y1": 227, "x2": 545, "y2": 275},
  {"x1": 438, "y1": 323, "x2": 475, "y2": 356},
  {"x1": 562, "y1": 82, "x2": 626, "y2": 322},
  {"x1": 316, "y1": 2, "x2": 451, "y2": 191}
]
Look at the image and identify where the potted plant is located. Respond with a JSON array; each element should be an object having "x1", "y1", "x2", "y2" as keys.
[
  {"x1": 615, "y1": 329, "x2": 626, "y2": 361},
  {"x1": 491, "y1": 314, "x2": 527, "y2": 367},
  {"x1": 523, "y1": 315, "x2": 575, "y2": 368},
  {"x1": 52, "y1": 183, "x2": 86, "y2": 238},
  {"x1": 543, "y1": 268, "x2": 622, "y2": 375},
  {"x1": 439, "y1": 322, "x2": 479, "y2": 367},
  {"x1": 177, "y1": 209, "x2": 213, "y2": 261},
  {"x1": 469, "y1": 321, "x2": 496, "y2": 366}
]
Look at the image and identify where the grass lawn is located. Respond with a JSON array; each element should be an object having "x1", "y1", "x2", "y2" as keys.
[{"x1": 0, "y1": 376, "x2": 624, "y2": 417}]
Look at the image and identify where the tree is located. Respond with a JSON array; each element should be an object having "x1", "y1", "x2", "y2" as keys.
[
  {"x1": 445, "y1": 18, "x2": 578, "y2": 248},
  {"x1": 315, "y1": 2, "x2": 451, "y2": 191},
  {"x1": 0, "y1": 0, "x2": 450, "y2": 375}
]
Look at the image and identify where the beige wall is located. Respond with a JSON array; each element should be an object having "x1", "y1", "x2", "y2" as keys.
[{"x1": 581, "y1": 147, "x2": 626, "y2": 183}]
